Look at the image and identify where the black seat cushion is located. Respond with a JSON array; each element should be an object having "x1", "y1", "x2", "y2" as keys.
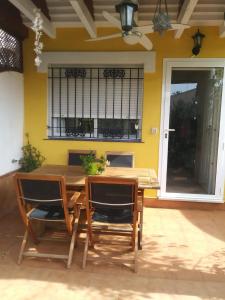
[
  {"x1": 93, "y1": 208, "x2": 132, "y2": 224},
  {"x1": 29, "y1": 205, "x2": 65, "y2": 221}
]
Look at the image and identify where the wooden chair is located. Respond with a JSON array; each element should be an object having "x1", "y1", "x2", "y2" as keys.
[
  {"x1": 67, "y1": 150, "x2": 96, "y2": 199},
  {"x1": 68, "y1": 150, "x2": 96, "y2": 166},
  {"x1": 14, "y1": 173, "x2": 81, "y2": 268},
  {"x1": 82, "y1": 176, "x2": 140, "y2": 272},
  {"x1": 105, "y1": 151, "x2": 143, "y2": 249},
  {"x1": 105, "y1": 151, "x2": 134, "y2": 168}
]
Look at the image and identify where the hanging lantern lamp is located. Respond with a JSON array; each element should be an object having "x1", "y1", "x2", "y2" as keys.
[{"x1": 115, "y1": 0, "x2": 138, "y2": 32}]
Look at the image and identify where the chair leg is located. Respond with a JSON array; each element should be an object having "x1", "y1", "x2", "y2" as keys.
[
  {"x1": 138, "y1": 209, "x2": 143, "y2": 250},
  {"x1": 74, "y1": 205, "x2": 81, "y2": 248},
  {"x1": 138, "y1": 190, "x2": 144, "y2": 250},
  {"x1": 18, "y1": 229, "x2": 28, "y2": 265},
  {"x1": 67, "y1": 206, "x2": 81, "y2": 268},
  {"x1": 82, "y1": 233, "x2": 89, "y2": 269},
  {"x1": 67, "y1": 227, "x2": 76, "y2": 269},
  {"x1": 28, "y1": 221, "x2": 39, "y2": 245},
  {"x1": 134, "y1": 231, "x2": 138, "y2": 273}
]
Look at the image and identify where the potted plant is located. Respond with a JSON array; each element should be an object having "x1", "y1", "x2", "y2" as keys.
[
  {"x1": 14, "y1": 133, "x2": 45, "y2": 172},
  {"x1": 80, "y1": 152, "x2": 107, "y2": 175}
]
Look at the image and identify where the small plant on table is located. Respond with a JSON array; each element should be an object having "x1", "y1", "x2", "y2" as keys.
[{"x1": 80, "y1": 152, "x2": 107, "y2": 175}]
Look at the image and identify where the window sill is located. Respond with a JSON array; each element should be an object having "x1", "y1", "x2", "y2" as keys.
[{"x1": 44, "y1": 137, "x2": 144, "y2": 143}]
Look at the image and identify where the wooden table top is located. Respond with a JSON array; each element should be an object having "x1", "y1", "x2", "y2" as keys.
[{"x1": 33, "y1": 165, "x2": 160, "y2": 190}]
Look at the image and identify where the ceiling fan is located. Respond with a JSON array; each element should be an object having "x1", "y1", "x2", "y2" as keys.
[{"x1": 86, "y1": 0, "x2": 190, "y2": 51}]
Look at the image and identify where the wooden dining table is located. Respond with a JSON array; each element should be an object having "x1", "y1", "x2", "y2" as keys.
[
  {"x1": 32, "y1": 164, "x2": 160, "y2": 191},
  {"x1": 33, "y1": 164, "x2": 159, "y2": 250}
]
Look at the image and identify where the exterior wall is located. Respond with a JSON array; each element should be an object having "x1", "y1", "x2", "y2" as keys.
[
  {"x1": 23, "y1": 27, "x2": 225, "y2": 199},
  {"x1": 0, "y1": 72, "x2": 23, "y2": 216},
  {"x1": 0, "y1": 172, "x2": 17, "y2": 218},
  {"x1": 0, "y1": 72, "x2": 24, "y2": 176}
]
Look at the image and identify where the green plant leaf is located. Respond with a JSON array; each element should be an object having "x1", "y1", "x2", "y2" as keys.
[{"x1": 18, "y1": 134, "x2": 45, "y2": 172}]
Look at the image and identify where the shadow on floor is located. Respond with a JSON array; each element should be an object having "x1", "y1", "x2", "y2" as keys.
[{"x1": 1, "y1": 208, "x2": 225, "y2": 299}]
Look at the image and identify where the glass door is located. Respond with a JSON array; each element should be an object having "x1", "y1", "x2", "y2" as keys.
[{"x1": 160, "y1": 62, "x2": 225, "y2": 201}]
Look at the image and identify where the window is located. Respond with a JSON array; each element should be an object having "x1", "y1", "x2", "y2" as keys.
[
  {"x1": 65, "y1": 118, "x2": 94, "y2": 137},
  {"x1": 0, "y1": 29, "x2": 22, "y2": 73},
  {"x1": 48, "y1": 65, "x2": 144, "y2": 141}
]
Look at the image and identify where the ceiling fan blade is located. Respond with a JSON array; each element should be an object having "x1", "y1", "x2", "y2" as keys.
[
  {"x1": 134, "y1": 25, "x2": 154, "y2": 35},
  {"x1": 138, "y1": 35, "x2": 153, "y2": 51},
  {"x1": 170, "y1": 24, "x2": 190, "y2": 30},
  {"x1": 86, "y1": 33, "x2": 122, "y2": 42},
  {"x1": 102, "y1": 11, "x2": 121, "y2": 29}
]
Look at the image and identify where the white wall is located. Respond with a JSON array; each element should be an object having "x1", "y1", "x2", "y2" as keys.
[{"x1": 0, "y1": 72, "x2": 24, "y2": 176}]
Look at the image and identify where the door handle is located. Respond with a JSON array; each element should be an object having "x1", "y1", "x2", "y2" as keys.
[
  {"x1": 164, "y1": 129, "x2": 176, "y2": 132},
  {"x1": 164, "y1": 129, "x2": 175, "y2": 139}
]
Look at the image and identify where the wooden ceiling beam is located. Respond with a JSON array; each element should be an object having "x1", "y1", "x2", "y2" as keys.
[
  {"x1": 84, "y1": 0, "x2": 94, "y2": 19},
  {"x1": 0, "y1": 0, "x2": 28, "y2": 40},
  {"x1": 220, "y1": 22, "x2": 225, "y2": 38},
  {"x1": 31, "y1": 0, "x2": 50, "y2": 20},
  {"x1": 8, "y1": 0, "x2": 56, "y2": 38},
  {"x1": 133, "y1": 0, "x2": 139, "y2": 25},
  {"x1": 70, "y1": 0, "x2": 96, "y2": 38},
  {"x1": 219, "y1": 13, "x2": 225, "y2": 38},
  {"x1": 175, "y1": 0, "x2": 199, "y2": 39}
]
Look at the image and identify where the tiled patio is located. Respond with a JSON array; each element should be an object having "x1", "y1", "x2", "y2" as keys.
[{"x1": 1, "y1": 207, "x2": 225, "y2": 300}]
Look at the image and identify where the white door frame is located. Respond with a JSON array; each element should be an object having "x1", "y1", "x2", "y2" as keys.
[{"x1": 159, "y1": 58, "x2": 225, "y2": 203}]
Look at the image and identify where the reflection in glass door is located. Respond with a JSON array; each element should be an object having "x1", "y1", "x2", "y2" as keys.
[{"x1": 166, "y1": 68, "x2": 224, "y2": 195}]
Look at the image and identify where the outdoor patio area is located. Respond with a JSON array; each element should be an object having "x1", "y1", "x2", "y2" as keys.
[
  {"x1": 1, "y1": 0, "x2": 225, "y2": 299},
  {"x1": 1, "y1": 207, "x2": 225, "y2": 300}
]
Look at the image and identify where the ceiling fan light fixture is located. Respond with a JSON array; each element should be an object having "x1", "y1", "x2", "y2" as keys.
[
  {"x1": 153, "y1": 0, "x2": 172, "y2": 35},
  {"x1": 122, "y1": 30, "x2": 142, "y2": 38},
  {"x1": 123, "y1": 34, "x2": 139, "y2": 45},
  {"x1": 116, "y1": 0, "x2": 138, "y2": 33}
]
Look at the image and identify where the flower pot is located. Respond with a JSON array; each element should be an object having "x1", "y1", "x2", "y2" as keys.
[{"x1": 86, "y1": 162, "x2": 99, "y2": 175}]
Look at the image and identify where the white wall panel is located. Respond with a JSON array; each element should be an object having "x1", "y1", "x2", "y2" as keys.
[{"x1": 0, "y1": 72, "x2": 24, "y2": 176}]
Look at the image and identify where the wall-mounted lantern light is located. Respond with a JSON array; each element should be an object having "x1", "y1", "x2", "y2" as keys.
[
  {"x1": 192, "y1": 29, "x2": 205, "y2": 56},
  {"x1": 115, "y1": 0, "x2": 138, "y2": 33}
]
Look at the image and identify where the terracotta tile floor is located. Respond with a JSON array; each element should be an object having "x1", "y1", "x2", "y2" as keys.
[{"x1": 1, "y1": 208, "x2": 225, "y2": 300}]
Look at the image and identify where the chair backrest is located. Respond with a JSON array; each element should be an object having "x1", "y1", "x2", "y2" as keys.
[
  {"x1": 68, "y1": 150, "x2": 96, "y2": 166},
  {"x1": 105, "y1": 151, "x2": 134, "y2": 168},
  {"x1": 85, "y1": 176, "x2": 138, "y2": 224},
  {"x1": 14, "y1": 173, "x2": 73, "y2": 233}
]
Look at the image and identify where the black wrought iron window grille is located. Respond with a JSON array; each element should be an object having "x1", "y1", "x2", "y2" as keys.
[
  {"x1": 48, "y1": 66, "x2": 144, "y2": 141},
  {"x1": 0, "y1": 28, "x2": 22, "y2": 73}
]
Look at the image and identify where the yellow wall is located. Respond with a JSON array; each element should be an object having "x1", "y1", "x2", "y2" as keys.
[{"x1": 23, "y1": 27, "x2": 225, "y2": 198}]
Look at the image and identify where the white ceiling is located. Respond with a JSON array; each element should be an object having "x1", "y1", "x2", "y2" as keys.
[
  {"x1": 43, "y1": 0, "x2": 225, "y2": 27},
  {"x1": 16, "y1": 0, "x2": 225, "y2": 40}
]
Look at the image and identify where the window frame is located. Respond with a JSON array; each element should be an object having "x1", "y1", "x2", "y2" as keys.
[{"x1": 47, "y1": 65, "x2": 144, "y2": 142}]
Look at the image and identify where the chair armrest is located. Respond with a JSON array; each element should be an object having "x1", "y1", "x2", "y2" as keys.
[
  {"x1": 68, "y1": 191, "x2": 86, "y2": 209},
  {"x1": 67, "y1": 192, "x2": 81, "y2": 209}
]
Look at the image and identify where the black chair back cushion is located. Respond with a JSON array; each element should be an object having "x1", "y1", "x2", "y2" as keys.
[
  {"x1": 20, "y1": 179, "x2": 62, "y2": 206},
  {"x1": 68, "y1": 152, "x2": 94, "y2": 166},
  {"x1": 90, "y1": 183, "x2": 134, "y2": 223},
  {"x1": 107, "y1": 154, "x2": 133, "y2": 168}
]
